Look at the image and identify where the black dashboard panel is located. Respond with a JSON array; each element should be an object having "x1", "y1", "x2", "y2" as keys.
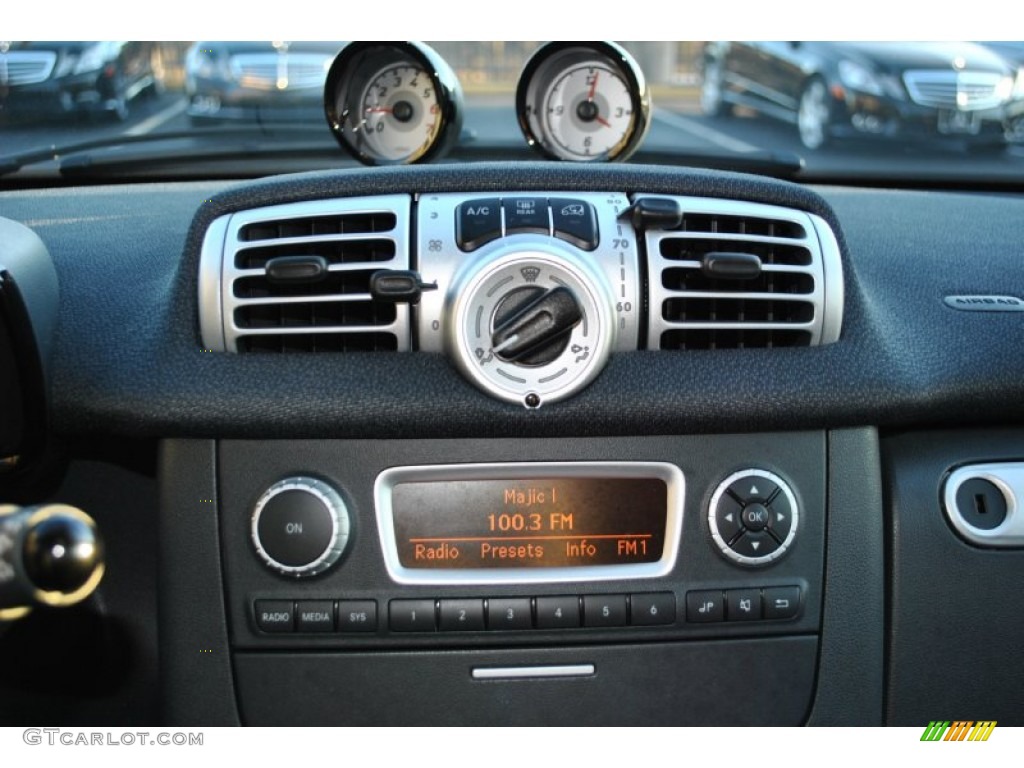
[
  {"x1": 1, "y1": 165, "x2": 1023, "y2": 442},
  {"x1": 1, "y1": 161, "x2": 1023, "y2": 727}
]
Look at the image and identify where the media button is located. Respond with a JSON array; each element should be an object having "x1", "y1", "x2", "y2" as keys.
[{"x1": 296, "y1": 600, "x2": 335, "y2": 632}]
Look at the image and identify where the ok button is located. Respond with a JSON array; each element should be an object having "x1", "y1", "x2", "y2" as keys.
[{"x1": 741, "y1": 503, "x2": 770, "y2": 532}]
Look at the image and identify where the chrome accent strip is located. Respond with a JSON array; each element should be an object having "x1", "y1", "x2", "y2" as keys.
[
  {"x1": 809, "y1": 213, "x2": 845, "y2": 345},
  {"x1": 375, "y1": 461, "x2": 685, "y2": 586},
  {"x1": 944, "y1": 464, "x2": 1024, "y2": 547},
  {"x1": 198, "y1": 214, "x2": 229, "y2": 352},
  {"x1": 707, "y1": 468, "x2": 800, "y2": 566},
  {"x1": 641, "y1": 195, "x2": 842, "y2": 349},
  {"x1": 472, "y1": 664, "x2": 595, "y2": 680}
]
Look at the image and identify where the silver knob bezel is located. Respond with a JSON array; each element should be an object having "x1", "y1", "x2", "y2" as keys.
[
  {"x1": 444, "y1": 240, "x2": 616, "y2": 408},
  {"x1": 250, "y1": 476, "x2": 350, "y2": 577},
  {"x1": 708, "y1": 468, "x2": 800, "y2": 566}
]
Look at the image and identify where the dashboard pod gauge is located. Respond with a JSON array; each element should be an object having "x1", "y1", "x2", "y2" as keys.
[
  {"x1": 517, "y1": 41, "x2": 651, "y2": 162},
  {"x1": 325, "y1": 41, "x2": 463, "y2": 165}
]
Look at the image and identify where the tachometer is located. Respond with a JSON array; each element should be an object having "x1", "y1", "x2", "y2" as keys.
[
  {"x1": 325, "y1": 42, "x2": 463, "y2": 165},
  {"x1": 517, "y1": 41, "x2": 650, "y2": 162}
]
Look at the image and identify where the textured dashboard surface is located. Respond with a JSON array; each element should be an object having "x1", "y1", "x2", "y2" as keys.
[{"x1": 0, "y1": 163, "x2": 1022, "y2": 439}]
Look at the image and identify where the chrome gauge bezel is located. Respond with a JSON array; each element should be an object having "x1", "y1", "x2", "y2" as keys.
[
  {"x1": 324, "y1": 41, "x2": 464, "y2": 166},
  {"x1": 516, "y1": 41, "x2": 651, "y2": 163}
]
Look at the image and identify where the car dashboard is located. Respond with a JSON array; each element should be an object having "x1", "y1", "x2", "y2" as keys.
[{"x1": 0, "y1": 159, "x2": 1023, "y2": 727}]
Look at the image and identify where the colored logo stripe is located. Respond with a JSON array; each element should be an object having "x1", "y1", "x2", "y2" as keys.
[
  {"x1": 968, "y1": 721, "x2": 997, "y2": 741},
  {"x1": 944, "y1": 721, "x2": 973, "y2": 741},
  {"x1": 920, "y1": 720, "x2": 996, "y2": 741}
]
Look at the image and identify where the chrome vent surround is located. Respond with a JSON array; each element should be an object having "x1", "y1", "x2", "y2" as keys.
[
  {"x1": 0, "y1": 51, "x2": 58, "y2": 86},
  {"x1": 902, "y1": 70, "x2": 1008, "y2": 111},
  {"x1": 199, "y1": 195, "x2": 412, "y2": 353},
  {"x1": 643, "y1": 195, "x2": 843, "y2": 350}
]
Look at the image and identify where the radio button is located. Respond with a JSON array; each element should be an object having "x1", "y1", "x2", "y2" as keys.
[
  {"x1": 296, "y1": 600, "x2": 335, "y2": 632},
  {"x1": 439, "y1": 599, "x2": 485, "y2": 631},
  {"x1": 389, "y1": 599, "x2": 437, "y2": 632},
  {"x1": 584, "y1": 594, "x2": 627, "y2": 627},
  {"x1": 630, "y1": 592, "x2": 675, "y2": 626},
  {"x1": 725, "y1": 589, "x2": 762, "y2": 621},
  {"x1": 254, "y1": 600, "x2": 295, "y2": 633},
  {"x1": 338, "y1": 600, "x2": 378, "y2": 632},
  {"x1": 487, "y1": 598, "x2": 533, "y2": 630},
  {"x1": 685, "y1": 590, "x2": 724, "y2": 623},
  {"x1": 536, "y1": 596, "x2": 581, "y2": 629}
]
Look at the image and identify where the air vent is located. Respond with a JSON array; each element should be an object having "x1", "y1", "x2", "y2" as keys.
[
  {"x1": 642, "y1": 196, "x2": 843, "y2": 350},
  {"x1": 199, "y1": 195, "x2": 411, "y2": 353}
]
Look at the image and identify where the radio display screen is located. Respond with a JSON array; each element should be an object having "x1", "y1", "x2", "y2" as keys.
[{"x1": 391, "y1": 477, "x2": 668, "y2": 569}]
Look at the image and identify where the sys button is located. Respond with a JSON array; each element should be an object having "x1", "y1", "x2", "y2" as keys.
[{"x1": 456, "y1": 198, "x2": 502, "y2": 251}]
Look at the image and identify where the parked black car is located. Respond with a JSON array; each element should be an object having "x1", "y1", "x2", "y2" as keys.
[
  {"x1": 0, "y1": 41, "x2": 157, "y2": 122},
  {"x1": 701, "y1": 41, "x2": 1023, "y2": 151},
  {"x1": 185, "y1": 41, "x2": 344, "y2": 125}
]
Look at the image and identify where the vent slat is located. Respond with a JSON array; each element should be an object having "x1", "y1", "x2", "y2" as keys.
[
  {"x1": 660, "y1": 237, "x2": 811, "y2": 267},
  {"x1": 661, "y1": 329, "x2": 812, "y2": 350},
  {"x1": 238, "y1": 333, "x2": 399, "y2": 354},
  {"x1": 235, "y1": 238, "x2": 396, "y2": 270},
  {"x1": 239, "y1": 212, "x2": 397, "y2": 242},
  {"x1": 663, "y1": 298, "x2": 814, "y2": 324},
  {"x1": 662, "y1": 268, "x2": 813, "y2": 295}
]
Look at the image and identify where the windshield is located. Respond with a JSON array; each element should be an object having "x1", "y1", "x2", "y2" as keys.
[{"x1": 1, "y1": 40, "x2": 1022, "y2": 183}]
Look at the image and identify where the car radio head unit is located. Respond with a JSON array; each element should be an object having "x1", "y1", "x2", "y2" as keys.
[{"x1": 375, "y1": 462, "x2": 684, "y2": 585}]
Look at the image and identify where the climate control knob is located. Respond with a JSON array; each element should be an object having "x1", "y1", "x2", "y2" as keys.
[{"x1": 251, "y1": 477, "x2": 350, "y2": 577}]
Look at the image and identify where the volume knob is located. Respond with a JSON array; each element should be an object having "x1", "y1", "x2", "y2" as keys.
[{"x1": 251, "y1": 477, "x2": 350, "y2": 577}]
